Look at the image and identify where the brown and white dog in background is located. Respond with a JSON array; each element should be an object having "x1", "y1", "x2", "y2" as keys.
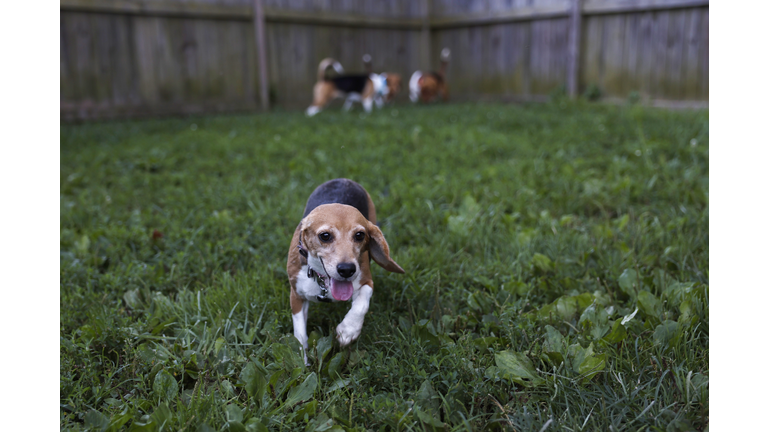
[
  {"x1": 306, "y1": 57, "x2": 402, "y2": 116},
  {"x1": 409, "y1": 48, "x2": 451, "y2": 103},
  {"x1": 287, "y1": 179, "x2": 404, "y2": 362}
]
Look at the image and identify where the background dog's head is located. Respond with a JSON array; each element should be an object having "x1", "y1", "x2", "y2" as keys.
[{"x1": 385, "y1": 73, "x2": 402, "y2": 102}]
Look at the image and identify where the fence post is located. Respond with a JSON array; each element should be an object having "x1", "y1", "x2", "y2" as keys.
[
  {"x1": 421, "y1": 0, "x2": 432, "y2": 71},
  {"x1": 253, "y1": 0, "x2": 269, "y2": 110},
  {"x1": 567, "y1": 0, "x2": 582, "y2": 99}
]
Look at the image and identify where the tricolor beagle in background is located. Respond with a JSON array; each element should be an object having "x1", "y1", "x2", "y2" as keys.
[
  {"x1": 409, "y1": 48, "x2": 451, "y2": 103},
  {"x1": 306, "y1": 57, "x2": 402, "y2": 116},
  {"x1": 287, "y1": 179, "x2": 404, "y2": 361}
]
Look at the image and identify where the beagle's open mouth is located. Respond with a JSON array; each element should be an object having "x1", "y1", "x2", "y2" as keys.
[{"x1": 330, "y1": 278, "x2": 354, "y2": 301}]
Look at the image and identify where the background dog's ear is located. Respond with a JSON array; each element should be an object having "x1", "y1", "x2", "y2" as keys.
[{"x1": 367, "y1": 222, "x2": 405, "y2": 274}]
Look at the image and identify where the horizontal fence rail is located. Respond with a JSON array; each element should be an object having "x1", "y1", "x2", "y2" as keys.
[
  {"x1": 60, "y1": 0, "x2": 708, "y2": 120},
  {"x1": 61, "y1": 0, "x2": 709, "y2": 25}
]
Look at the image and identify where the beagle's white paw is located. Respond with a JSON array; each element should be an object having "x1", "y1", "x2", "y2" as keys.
[{"x1": 336, "y1": 320, "x2": 363, "y2": 347}]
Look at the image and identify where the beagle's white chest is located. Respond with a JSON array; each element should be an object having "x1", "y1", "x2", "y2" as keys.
[{"x1": 295, "y1": 265, "x2": 326, "y2": 302}]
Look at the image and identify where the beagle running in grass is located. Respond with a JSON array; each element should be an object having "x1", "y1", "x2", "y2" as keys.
[
  {"x1": 287, "y1": 179, "x2": 404, "y2": 362},
  {"x1": 306, "y1": 58, "x2": 402, "y2": 116},
  {"x1": 409, "y1": 48, "x2": 451, "y2": 103}
]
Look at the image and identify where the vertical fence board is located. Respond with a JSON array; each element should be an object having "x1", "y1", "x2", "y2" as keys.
[
  {"x1": 665, "y1": 10, "x2": 686, "y2": 100},
  {"x1": 602, "y1": 14, "x2": 624, "y2": 97},
  {"x1": 623, "y1": 13, "x2": 639, "y2": 96},
  {"x1": 682, "y1": 7, "x2": 701, "y2": 100},
  {"x1": 554, "y1": 17, "x2": 568, "y2": 89},
  {"x1": 521, "y1": 20, "x2": 531, "y2": 97},
  {"x1": 133, "y1": 17, "x2": 157, "y2": 104},
  {"x1": 638, "y1": 11, "x2": 653, "y2": 98},
  {"x1": 650, "y1": 11, "x2": 668, "y2": 98},
  {"x1": 699, "y1": 7, "x2": 708, "y2": 99},
  {"x1": 580, "y1": 15, "x2": 601, "y2": 92}
]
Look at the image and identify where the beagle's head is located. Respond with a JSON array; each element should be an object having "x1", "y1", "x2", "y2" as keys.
[
  {"x1": 300, "y1": 204, "x2": 404, "y2": 301},
  {"x1": 385, "y1": 73, "x2": 402, "y2": 102}
]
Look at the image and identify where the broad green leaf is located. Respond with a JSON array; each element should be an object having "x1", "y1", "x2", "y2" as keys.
[
  {"x1": 272, "y1": 341, "x2": 304, "y2": 371},
  {"x1": 663, "y1": 282, "x2": 703, "y2": 307},
  {"x1": 666, "y1": 418, "x2": 695, "y2": 432},
  {"x1": 84, "y1": 409, "x2": 109, "y2": 431},
  {"x1": 578, "y1": 352, "x2": 606, "y2": 381},
  {"x1": 412, "y1": 322, "x2": 440, "y2": 348},
  {"x1": 225, "y1": 422, "x2": 246, "y2": 432},
  {"x1": 137, "y1": 343, "x2": 170, "y2": 364},
  {"x1": 543, "y1": 325, "x2": 565, "y2": 354},
  {"x1": 556, "y1": 293, "x2": 594, "y2": 320},
  {"x1": 618, "y1": 269, "x2": 639, "y2": 296},
  {"x1": 152, "y1": 370, "x2": 178, "y2": 402},
  {"x1": 568, "y1": 343, "x2": 592, "y2": 369},
  {"x1": 416, "y1": 380, "x2": 440, "y2": 413},
  {"x1": 543, "y1": 351, "x2": 564, "y2": 366},
  {"x1": 128, "y1": 416, "x2": 156, "y2": 432},
  {"x1": 150, "y1": 404, "x2": 173, "y2": 430},
  {"x1": 315, "y1": 336, "x2": 333, "y2": 361},
  {"x1": 284, "y1": 372, "x2": 318, "y2": 408},
  {"x1": 415, "y1": 406, "x2": 445, "y2": 428},
  {"x1": 226, "y1": 404, "x2": 243, "y2": 423},
  {"x1": 106, "y1": 411, "x2": 132, "y2": 432},
  {"x1": 123, "y1": 289, "x2": 142, "y2": 309},
  {"x1": 567, "y1": 343, "x2": 606, "y2": 382},
  {"x1": 326, "y1": 352, "x2": 347, "y2": 379},
  {"x1": 239, "y1": 362, "x2": 267, "y2": 402},
  {"x1": 494, "y1": 350, "x2": 543, "y2": 387},
  {"x1": 214, "y1": 337, "x2": 226, "y2": 355},
  {"x1": 467, "y1": 292, "x2": 492, "y2": 313},
  {"x1": 75, "y1": 234, "x2": 91, "y2": 255},
  {"x1": 538, "y1": 292, "x2": 594, "y2": 321},
  {"x1": 602, "y1": 320, "x2": 628, "y2": 344},
  {"x1": 484, "y1": 365, "x2": 501, "y2": 380},
  {"x1": 305, "y1": 414, "x2": 335, "y2": 432},
  {"x1": 579, "y1": 303, "x2": 610, "y2": 340},
  {"x1": 653, "y1": 320, "x2": 680, "y2": 347},
  {"x1": 265, "y1": 369, "x2": 284, "y2": 401},
  {"x1": 679, "y1": 300, "x2": 698, "y2": 325},
  {"x1": 473, "y1": 337, "x2": 498, "y2": 353},
  {"x1": 532, "y1": 253, "x2": 553, "y2": 273},
  {"x1": 292, "y1": 399, "x2": 319, "y2": 422},
  {"x1": 637, "y1": 290, "x2": 661, "y2": 318},
  {"x1": 220, "y1": 380, "x2": 235, "y2": 398},
  {"x1": 325, "y1": 378, "x2": 351, "y2": 393},
  {"x1": 244, "y1": 418, "x2": 268, "y2": 432}
]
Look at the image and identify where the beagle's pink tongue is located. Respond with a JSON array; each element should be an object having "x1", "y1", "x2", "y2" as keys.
[{"x1": 330, "y1": 278, "x2": 353, "y2": 301}]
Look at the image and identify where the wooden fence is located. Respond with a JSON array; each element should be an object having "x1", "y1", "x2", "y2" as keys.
[{"x1": 60, "y1": 0, "x2": 708, "y2": 120}]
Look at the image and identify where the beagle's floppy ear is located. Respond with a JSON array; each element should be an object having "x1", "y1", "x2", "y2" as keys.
[{"x1": 367, "y1": 222, "x2": 405, "y2": 274}]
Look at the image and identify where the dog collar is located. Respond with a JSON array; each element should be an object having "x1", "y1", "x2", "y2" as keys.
[{"x1": 297, "y1": 235, "x2": 333, "y2": 302}]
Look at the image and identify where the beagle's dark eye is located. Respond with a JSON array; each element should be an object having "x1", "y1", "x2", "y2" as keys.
[
  {"x1": 318, "y1": 232, "x2": 332, "y2": 243},
  {"x1": 354, "y1": 232, "x2": 365, "y2": 242}
]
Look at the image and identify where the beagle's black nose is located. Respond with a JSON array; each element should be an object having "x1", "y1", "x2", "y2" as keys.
[{"x1": 337, "y1": 263, "x2": 356, "y2": 278}]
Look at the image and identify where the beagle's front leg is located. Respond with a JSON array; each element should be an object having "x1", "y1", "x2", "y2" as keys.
[
  {"x1": 336, "y1": 285, "x2": 373, "y2": 347},
  {"x1": 291, "y1": 290, "x2": 310, "y2": 364}
]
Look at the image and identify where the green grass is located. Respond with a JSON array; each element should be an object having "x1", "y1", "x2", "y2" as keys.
[{"x1": 60, "y1": 102, "x2": 708, "y2": 431}]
